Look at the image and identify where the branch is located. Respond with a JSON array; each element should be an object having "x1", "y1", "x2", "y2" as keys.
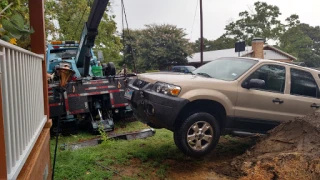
[{"x1": 0, "y1": 2, "x2": 14, "y2": 16}]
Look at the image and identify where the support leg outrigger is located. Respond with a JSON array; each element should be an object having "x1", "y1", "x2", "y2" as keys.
[{"x1": 90, "y1": 101, "x2": 114, "y2": 133}]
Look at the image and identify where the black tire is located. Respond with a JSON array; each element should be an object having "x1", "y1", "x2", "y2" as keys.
[
  {"x1": 174, "y1": 112, "x2": 220, "y2": 158},
  {"x1": 106, "y1": 62, "x2": 116, "y2": 76}
]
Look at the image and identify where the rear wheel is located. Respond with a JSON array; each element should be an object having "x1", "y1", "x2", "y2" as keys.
[{"x1": 174, "y1": 112, "x2": 220, "y2": 158}]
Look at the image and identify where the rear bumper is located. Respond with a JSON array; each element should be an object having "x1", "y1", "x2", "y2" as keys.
[{"x1": 127, "y1": 82, "x2": 188, "y2": 130}]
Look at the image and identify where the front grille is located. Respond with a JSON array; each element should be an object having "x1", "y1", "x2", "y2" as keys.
[{"x1": 133, "y1": 79, "x2": 149, "y2": 89}]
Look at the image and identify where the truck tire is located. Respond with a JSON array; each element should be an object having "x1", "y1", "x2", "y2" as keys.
[
  {"x1": 174, "y1": 112, "x2": 220, "y2": 158},
  {"x1": 106, "y1": 62, "x2": 116, "y2": 76}
]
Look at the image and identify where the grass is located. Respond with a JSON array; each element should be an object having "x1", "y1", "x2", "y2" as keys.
[
  {"x1": 113, "y1": 120, "x2": 149, "y2": 134},
  {"x1": 50, "y1": 120, "x2": 256, "y2": 180},
  {"x1": 50, "y1": 121, "x2": 186, "y2": 180}
]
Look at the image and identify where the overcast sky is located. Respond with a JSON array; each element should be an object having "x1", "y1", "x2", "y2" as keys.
[{"x1": 109, "y1": 0, "x2": 320, "y2": 43}]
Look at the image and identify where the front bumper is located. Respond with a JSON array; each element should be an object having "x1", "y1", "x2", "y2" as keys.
[{"x1": 127, "y1": 80, "x2": 188, "y2": 130}]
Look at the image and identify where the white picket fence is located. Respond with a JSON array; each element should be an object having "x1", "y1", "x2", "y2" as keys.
[{"x1": 0, "y1": 40, "x2": 47, "y2": 180}]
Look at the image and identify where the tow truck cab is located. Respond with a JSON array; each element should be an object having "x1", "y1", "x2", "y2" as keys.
[{"x1": 46, "y1": 41, "x2": 98, "y2": 77}]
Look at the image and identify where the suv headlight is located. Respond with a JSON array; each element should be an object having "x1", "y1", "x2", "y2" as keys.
[{"x1": 153, "y1": 82, "x2": 181, "y2": 96}]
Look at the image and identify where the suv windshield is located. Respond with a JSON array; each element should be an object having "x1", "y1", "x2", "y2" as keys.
[
  {"x1": 193, "y1": 58, "x2": 258, "y2": 81},
  {"x1": 49, "y1": 48, "x2": 77, "y2": 61}
]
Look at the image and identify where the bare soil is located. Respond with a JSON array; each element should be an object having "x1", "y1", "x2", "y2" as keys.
[
  {"x1": 110, "y1": 136, "x2": 257, "y2": 180},
  {"x1": 164, "y1": 113, "x2": 320, "y2": 179},
  {"x1": 232, "y1": 113, "x2": 320, "y2": 180}
]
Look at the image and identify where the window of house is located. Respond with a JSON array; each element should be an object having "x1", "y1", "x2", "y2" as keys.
[
  {"x1": 290, "y1": 68, "x2": 319, "y2": 98},
  {"x1": 244, "y1": 64, "x2": 286, "y2": 93}
]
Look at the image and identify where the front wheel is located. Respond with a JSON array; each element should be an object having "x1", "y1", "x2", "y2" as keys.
[{"x1": 174, "y1": 112, "x2": 220, "y2": 158}]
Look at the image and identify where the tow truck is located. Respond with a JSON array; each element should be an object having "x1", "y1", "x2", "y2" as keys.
[{"x1": 47, "y1": 0, "x2": 135, "y2": 134}]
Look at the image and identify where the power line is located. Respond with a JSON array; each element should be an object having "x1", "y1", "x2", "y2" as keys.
[
  {"x1": 74, "y1": 1, "x2": 90, "y2": 40},
  {"x1": 121, "y1": 0, "x2": 125, "y2": 62},
  {"x1": 190, "y1": 0, "x2": 199, "y2": 41},
  {"x1": 121, "y1": 0, "x2": 136, "y2": 72},
  {"x1": 121, "y1": 0, "x2": 130, "y2": 35},
  {"x1": 200, "y1": 0, "x2": 204, "y2": 65},
  {"x1": 121, "y1": 0, "x2": 125, "y2": 36}
]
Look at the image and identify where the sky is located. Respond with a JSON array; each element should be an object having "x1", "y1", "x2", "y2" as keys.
[{"x1": 109, "y1": 0, "x2": 320, "y2": 43}]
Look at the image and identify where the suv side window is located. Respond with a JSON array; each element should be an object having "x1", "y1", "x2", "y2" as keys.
[
  {"x1": 244, "y1": 64, "x2": 286, "y2": 93},
  {"x1": 178, "y1": 67, "x2": 184, "y2": 72},
  {"x1": 290, "y1": 68, "x2": 319, "y2": 98},
  {"x1": 172, "y1": 67, "x2": 179, "y2": 72},
  {"x1": 173, "y1": 67, "x2": 181, "y2": 72}
]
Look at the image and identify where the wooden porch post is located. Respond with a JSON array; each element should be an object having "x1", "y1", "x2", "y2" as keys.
[
  {"x1": 28, "y1": 0, "x2": 49, "y2": 117},
  {"x1": 0, "y1": 79, "x2": 7, "y2": 180}
]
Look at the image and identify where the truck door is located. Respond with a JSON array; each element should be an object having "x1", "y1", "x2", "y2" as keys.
[
  {"x1": 235, "y1": 64, "x2": 292, "y2": 127},
  {"x1": 282, "y1": 68, "x2": 320, "y2": 116}
]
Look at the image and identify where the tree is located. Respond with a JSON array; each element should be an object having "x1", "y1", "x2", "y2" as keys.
[
  {"x1": 211, "y1": 35, "x2": 237, "y2": 50},
  {"x1": 279, "y1": 23, "x2": 320, "y2": 67},
  {"x1": 122, "y1": 24, "x2": 192, "y2": 71},
  {"x1": 284, "y1": 14, "x2": 300, "y2": 28},
  {"x1": 0, "y1": 0, "x2": 34, "y2": 49},
  {"x1": 191, "y1": 35, "x2": 237, "y2": 53},
  {"x1": 191, "y1": 38, "x2": 213, "y2": 52},
  {"x1": 45, "y1": 0, "x2": 122, "y2": 62},
  {"x1": 279, "y1": 27, "x2": 312, "y2": 58},
  {"x1": 121, "y1": 29, "x2": 143, "y2": 70},
  {"x1": 224, "y1": 1, "x2": 296, "y2": 44},
  {"x1": 299, "y1": 23, "x2": 320, "y2": 58}
]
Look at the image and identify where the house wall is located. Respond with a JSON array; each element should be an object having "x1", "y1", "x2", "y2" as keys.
[{"x1": 263, "y1": 50, "x2": 291, "y2": 61}]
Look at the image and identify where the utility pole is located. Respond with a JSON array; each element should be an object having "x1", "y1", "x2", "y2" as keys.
[{"x1": 200, "y1": 0, "x2": 204, "y2": 65}]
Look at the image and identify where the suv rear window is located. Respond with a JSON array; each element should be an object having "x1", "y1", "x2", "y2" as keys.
[{"x1": 290, "y1": 68, "x2": 319, "y2": 98}]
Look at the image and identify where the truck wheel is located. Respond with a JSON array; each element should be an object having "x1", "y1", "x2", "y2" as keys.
[{"x1": 174, "y1": 112, "x2": 220, "y2": 158}]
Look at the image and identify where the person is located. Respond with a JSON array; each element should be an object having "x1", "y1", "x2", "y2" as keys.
[
  {"x1": 47, "y1": 73, "x2": 54, "y2": 80},
  {"x1": 119, "y1": 64, "x2": 127, "y2": 75},
  {"x1": 47, "y1": 64, "x2": 71, "y2": 81}
]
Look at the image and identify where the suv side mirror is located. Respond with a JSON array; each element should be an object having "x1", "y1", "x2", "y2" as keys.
[{"x1": 243, "y1": 79, "x2": 265, "y2": 89}]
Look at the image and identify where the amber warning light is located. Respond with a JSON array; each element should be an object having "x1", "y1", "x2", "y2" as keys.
[{"x1": 51, "y1": 40, "x2": 78, "y2": 45}]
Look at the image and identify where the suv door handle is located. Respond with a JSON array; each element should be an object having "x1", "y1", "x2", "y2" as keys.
[
  {"x1": 272, "y1": 98, "x2": 284, "y2": 104},
  {"x1": 310, "y1": 103, "x2": 320, "y2": 108}
]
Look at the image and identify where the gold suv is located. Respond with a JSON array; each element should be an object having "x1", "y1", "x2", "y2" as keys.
[{"x1": 125, "y1": 57, "x2": 320, "y2": 157}]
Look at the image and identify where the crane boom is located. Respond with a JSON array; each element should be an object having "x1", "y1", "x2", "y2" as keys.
[{"x1": 75, "y1": 0, "x2": 110, "y2": 77}]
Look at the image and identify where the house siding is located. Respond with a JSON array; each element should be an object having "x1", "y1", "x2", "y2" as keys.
[{"x1": 263, "y1": 50, "x2": 290, "y2": 60}]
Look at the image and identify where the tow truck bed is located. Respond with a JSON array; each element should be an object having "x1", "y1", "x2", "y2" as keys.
[{"x1": 49, "y1": 77, "x2": 129, "y2": 118}]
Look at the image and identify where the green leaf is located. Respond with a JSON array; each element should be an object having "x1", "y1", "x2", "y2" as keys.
[
  {"x1": 2, "y1": 19, "x2": 21, "y2": 35},
  {"x1": 29, "y1": 26, "x2": 34, "y2": 33},
  {"x1": 0, "y1": 27, "x2": 5, "y2": 34},
  {"x1": 1, "y1": 35, "x2": 10, "y2": 42},
  {"x1": 9, "y1": 32, "x2": 22, "y2": 39},
  {"x1": 10, "y1": 13, "x2": 25, "y2": 29},
  {"x1": 2, "y1": 17, "x2": 34, "y2": 40}
]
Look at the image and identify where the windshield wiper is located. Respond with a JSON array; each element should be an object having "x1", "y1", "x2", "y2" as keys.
[{"x1": 196, "y1": 72, "x2": 212, "y2": 78}]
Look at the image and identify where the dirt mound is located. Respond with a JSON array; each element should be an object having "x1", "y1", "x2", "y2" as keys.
[{"x1": 232, "y1": 113, "x2": 320, "y2": 180}]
